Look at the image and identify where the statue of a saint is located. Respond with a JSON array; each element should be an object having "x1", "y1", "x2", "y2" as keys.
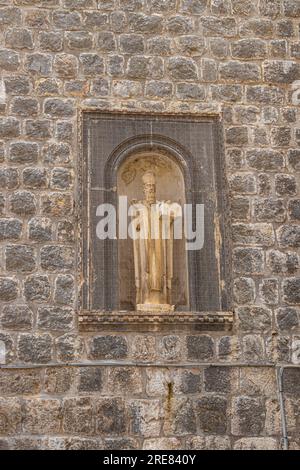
[{"x1": 130, "y1": 170, "x2": 180, "y2": 312}]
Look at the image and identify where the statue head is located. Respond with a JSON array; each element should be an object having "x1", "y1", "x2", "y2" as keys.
[{"x1": 142, "y1": 171, "x2": 156, "y2": 204}]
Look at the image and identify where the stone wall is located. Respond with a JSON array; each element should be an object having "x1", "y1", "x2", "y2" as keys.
[{"x1": 0, "y1": 0, "x2": 300, "y2": 450}]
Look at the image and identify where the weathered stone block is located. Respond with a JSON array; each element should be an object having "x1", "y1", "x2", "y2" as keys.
[
  {"x1": 41, "y1": 193, "x2": 73, "y2": 217},
  {"x1": 28, "y1": 217, "x2": 52, "y2": 242},
  {"x1": 44, "y1": 367, "x2": 74, "y2": 395},
  {"x1": 0, "y1": 49, "x2": 20, "y2": 71},
  {"x1": 57, "y1": 220, "x2": 75, "y2": 243},
  {"x1": 246, "y1": 149, "x2": 284, "y2": 171},
  {"x1": 89, "y1": 336, "x2": 128, "y2": 360},
  {"x1": 176, "y1": 83, "x2": 205, "y2": 100},
  {"x1": 24, "y1": 9, "x2": 49, "y2": 29},
  {"x1": 9, "y1": 142, "x2": 38, "y2": 164},
  {"x1": 267, "y1": 249, "x2": 299, "y2": 274},
  {"x1": 167, "y1": 56, "x2": 198, "y2": 79},
  {"x1": 44, "y1": 99, "x2": 75, "y2": 117},
  {"x1": 63, "y1": 397, "x2": 93, "y2": 434},
  {"x1": 129, "y1": 399, "x2": 160, "y2": 437},
  {"x1": 36, "y1": 78, "x2": 60, "y2": 96},
  {"x1": 0, "y1": 219, "x2": 22, "y2": 241},
  {"x1": 229, "y1": 174, "x2": 256, "y2": 195},
  {"x1": 233, "y1": 277, "x2": 255, "y2": 304},
  {"x1": 253, "y1": 198, "x2": 285, "y2": 222},
  {"x1": 43, "y1": 142, "x2": 71, "y2": 165},
  {"x1": 18, "y1": 334, "x2": 52, "y2": 363},
  {"x1": 0, "y1": 168, "x2": 19, "y2": 189},
  {"x1": 283, "y1": 368, "x2": 300, "y2": 395},
  {"x1": 11, "y1": 97, "x2": 38, "y2": 117},
  {"x1": 173, "y1": 370, "x2": 201, "y2": 395},
  {"x1": 232, "y1": 397, "x2": 266, "y2": 435},
  {"x1": 233, "y1": 438, "x2": 278, "y2": 450},
  {"x1": 107, "y1": 367, "x2": 143, "y2": 395},
  {"x1": 195, "y1": 396, "x2": 228, "y2": 434},
  {"x1": 201, "y1": 16, "x2": 236, "y2": 37},
  {"x1": 218, "y1": 336, "x2": 240, "y2": 362},
  {"x1": 146, "y1": 81, "x2": 172, "y2": 98},
  {"x1": 66, "y1": 31, "x2": 93, "y2": 50},
  {"x1": 233, "y1": 248, "x2": 264, "y2": 274},
  {"x1": 24, "y1": 274, "x2": 50, "y2": 302},
  {"x1": 37, "y1": 306, "x2": 74, "y2": 331},
  {"x1": 275, "y1": 174, "x2": 297, "y2": 196},
  {"x1": 79, "y1": 367, "x2": 103, "y2": 392},
  {"x1": 0, "y1": 398, "x2": 22, "y2": 435},
  {"x1": 186, "y1": 435, "x2": 231, "y2": 450},
  {"x1": 131, "y1": 335, "x2": 156, "y2": 362},
  {"x1": 25, "y1": 53, "x2": 52, "y2": 76},
  {"x1": 97, "y1": 31, "x2": 116, "y2": 52},
  {"x1": 204, "y1": 367, "x2": 233, "y2": 393},
  {"x1": 283, "y1": 0, "x2": 300, "y2": 17},
  {"x1": 259, "y1": 278, "x2": 279, "y2": 305},
  {"x1": 220, "y1": 61, "x2": 260, "y2": 81},
  {"x1": 0, "y1": 305, "x2": 32, "y2": 330},
  {"x1": 4, "y1": 76, "x2": 30, "y2": 95},
  {"x1": 95, "y1": 398, "x2": 126, "y2": 435},
  {"x1": 129, "y1": 13, "x2": 163, "y2": 34},
  {"x1": 143, "y1": 438, "x2": 182, "y2": 450},
  {"x1": 23, "y1": 399, "x2": 61, "y2": 435},
  {"x1": 40, "y1": 246, "x2": 75, "y2": 272},
  {"x1": 147, "y1": 36, "x2": 171, "y2": 56},
  {"x1": 55, "y1": 333, "x2": 84, "y2": 362},
  {"x1": 5, "y1": 28, "x2": 33, "y2": 49},
  {"x1": 177, "y1": 36, "x2": 205, "y2": 56},
  {"x1": 231, "y1": 0, "x2": 257, "y2": 16},
  {"x1": 283, "y1": 278, "x2": 300, "y2": 304},
  {"x1": 39, "y1": 31, "x2": 63, "y2": 52},
  {"x1": 54, "y1": 274, "x2": 74, "y2": 305},
  {"x1": 113, "y1": 80, "x2": 142, "y2": 98},
  {"x1": 0, "y1": 118, "x2": 20, "y2": 139},
  {"x1": 50, "y1": 168, "x2": 72, "y2": 190},
  {"x1": 237, "y1": 306, "x2": 272, "y2": 332},
  {"x1": 232, "y1": 39, "x2": 266, "y2": 59},
  {"x1": 232, "y1": 223, "x2": 274, "y2": 246},
  {"x1": 271, "y1": 127, "x2": 291, "y2": 147},
  {"x1": 79, "y1": 53, "x2": 104, "y2": 76},
  {"x1": 0, "y1": 369, "x2": 40, "y2": 395},
  {"x1": 264, "y1": 60, "x2": 300, "y2": 84},
  {"x1": 243, "y1": 335, "x2": 265, "y2": 362},
  {"x1": 288, "y1": 200, "x2": 300, "y2": 221},
  {"x1": 10, "y1": 191, "x2": 36, "y2": 216},
  {"x1": 186, "y1": 335, "x2": 214, "y2": 360},
  {"x1": 239, "y1": 367, "x2": 276, "y2": 396},
  {"x1": 53, "y1": 10, "x2": 82, "y2": 30},
  {"x1": 25, "y1": 120, "x2": 52, "y2": 140},
  {"x1": 54, "y1": 54, "x2": 78, "y2": 79},
  {"x1": 240, "y1": 19, "x2": 273, "y2": 37},
  {"x1": 6, "y1": 245, "x2": 36, "y2": 273},
  {"x1": 163, "y1": 397, "x2": 196, "y2": 435},
  {"x1": 276, "y1": 307, "x2": 299, "y2": 331},
  {"x1": 0, "y1": 278, "x2": 18, "y2": 302},
  {"x1": 278, "y1": 225, "x2": 300, "y2": 248}
]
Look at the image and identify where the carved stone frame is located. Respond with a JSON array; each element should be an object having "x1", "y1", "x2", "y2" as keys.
[{"x1": 78, "y1": 111, "x2": 233, "y2": 332}]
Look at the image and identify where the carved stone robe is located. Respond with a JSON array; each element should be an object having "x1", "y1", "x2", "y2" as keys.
[{"x1": 131, "y1": 201, "x2": 178, "y2": 308}]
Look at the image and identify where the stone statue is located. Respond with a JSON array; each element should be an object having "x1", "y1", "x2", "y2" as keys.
[{"x1": 130, "y1": 170, "x2": 180, "y2": 312}]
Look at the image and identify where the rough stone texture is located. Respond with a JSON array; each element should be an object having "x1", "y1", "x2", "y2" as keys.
[{"x1": 0, "y1": 0, "x2": 299, "y2": 451}]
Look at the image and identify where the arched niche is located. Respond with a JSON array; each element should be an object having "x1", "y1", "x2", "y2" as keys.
[
  {"x1": 117, "y1": 151, "x2": 189, "y2": 311},
  {"x1": 81, "y1": 112, "x2": 232, "y2": 315}
]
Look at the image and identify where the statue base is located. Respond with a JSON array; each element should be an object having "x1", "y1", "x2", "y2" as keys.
[{"x1": 136, "y1": 303, "x2": 175, "y2": 313}]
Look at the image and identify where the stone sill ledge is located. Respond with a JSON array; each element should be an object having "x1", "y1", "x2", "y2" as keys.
[{"x1": 79, "y1": 311, "x2": 234, "y2": 332}]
